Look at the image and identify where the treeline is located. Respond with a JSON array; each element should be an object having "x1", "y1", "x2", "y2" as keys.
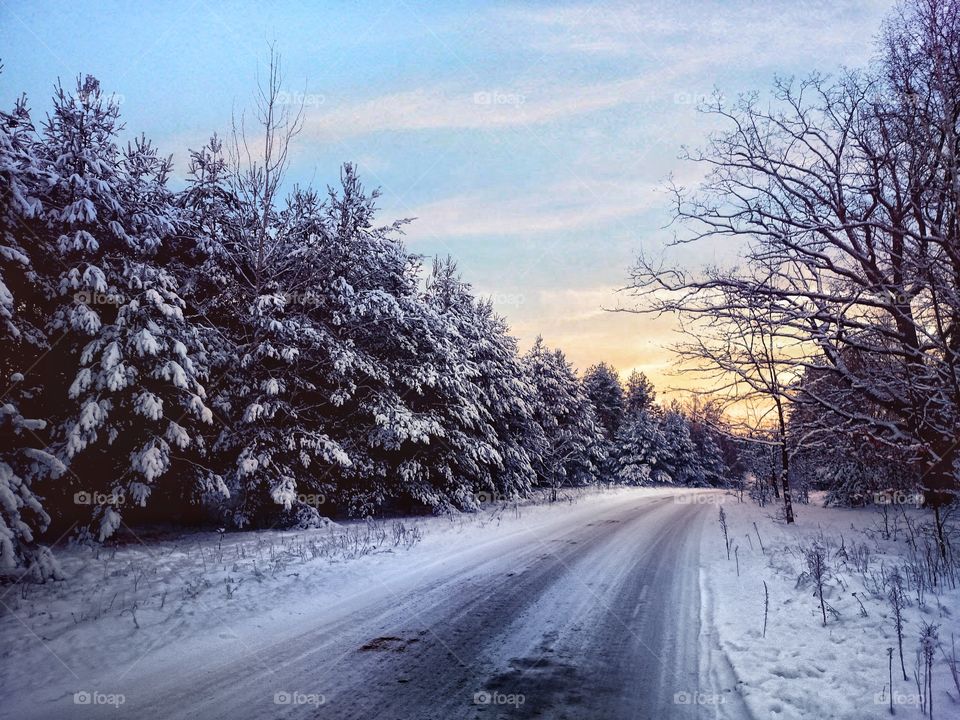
[{"x1": 0, "y1": 74, "x2": 744, "y2": 580}]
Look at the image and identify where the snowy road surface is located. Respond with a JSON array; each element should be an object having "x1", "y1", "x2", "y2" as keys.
[{"x1": 14, "y1": 491, "x2": 749, "y2": 719}]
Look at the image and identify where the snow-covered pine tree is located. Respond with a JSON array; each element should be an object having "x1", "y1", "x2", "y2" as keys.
[
  {"x1": 582, "y1": 362, "x2": 625, "y2": 441},
  {"x1": 0, "y1": 91, "x2": 65, "y2": 579},
  {"x1": 181, "y1": 139, "x2": 461, "y2": 522},
  {"x1": 613, "y1": 410, "x2": 666, "y2": 485},
  {"x1": 413, "y1": 258, "x2": 504, "y2": 509},
  {"x1": 624, "y1": 370, "x2": 656, "y2": 418},
  {"x1": 469, "y1": 299, "x2": 545, "y2": 501},
  {"x1": 37, "y1": 77, "x2": 213, "y2": 540},
  {"x1": 308, "y1": 166, "x2": 449, "y2": 516},
  {"x1": 179, "y1": 140, "x2": 354, "y2": 527},
  {"x1": 692, "y1": 429, "x2": 726, "y2": 486},
  {"x1": 176, "y1": 53, "x2": 511, "y2": 521},
  {"x1": 424, "y1": 258, "x2": 544, "y2": 507},
  {"x1": 524, "y1": 337, "x2": 604, "y2": 497},
  {"x1": 657, "y1": 405, "x2": 699, "y2": 485}
]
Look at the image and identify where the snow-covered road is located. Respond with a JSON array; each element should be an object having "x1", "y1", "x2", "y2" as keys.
[{"x1": 12, "y1": 491, "x2": 749, "y2": 719}]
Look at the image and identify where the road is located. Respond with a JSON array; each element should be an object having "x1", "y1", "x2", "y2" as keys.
[{"x1": 25, "y1": 491, "x2": 750, "y2": 719}]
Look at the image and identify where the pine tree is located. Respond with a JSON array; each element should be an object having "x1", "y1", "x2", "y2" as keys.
[
  {"x1": 582, "y1": 362, "x2": 625, "y2": 440},
  {"x1": 613, "y1": 410, "x2": 666, "y2": 485},
  {"x1": 313, "y1": 167, "x2": 452, "y2": 515},
  {"x1": 624, "y1": 370, "x2": 656, "y2": 417},
  {"x1": 180, "y1": 146, "x2": 353, "y2": 526},
  {"x1": 471, "y1": 300, "x2": 545, "y2": 500},
  {"x1": 686, "y1": 411, "x2": 727, "y2": 486},
  {"x1": 37, "y1": 77, "x2": 213, "y2": 540},
  {"x1": 524, "y1": 337, "x2": 604, "y2": 496},
  {"x1": 424, "y1": 258, "x2": 541, "y2": 506},
  {"x1": 657, "y1": 405, "x2": 698, "y2": 485},
  {"x1": 0, "y1": 92, "x2": 65, "y2": 578}
]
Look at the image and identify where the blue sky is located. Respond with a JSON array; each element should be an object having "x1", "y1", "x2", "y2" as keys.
[{"x1": 0, "y1": 0, "x2": 893, "y2": 395}]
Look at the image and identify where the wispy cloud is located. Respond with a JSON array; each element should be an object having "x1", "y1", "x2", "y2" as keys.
[
  {"x1": 300, "y1": 68, "x2": 690, "y2": 141},
  {"x1": 296, "y1": 0, "x2": 889, "y2": 144},
  {"x1": 399, "y1": 178, "x2": 665, "y2": 239},
  {"x1": 503, "y1": 0, "x2": 891, "y2": 63}
]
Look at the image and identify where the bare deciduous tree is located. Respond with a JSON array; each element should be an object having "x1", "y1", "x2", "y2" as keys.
[{"x1": 624, "y1": 0, "x2": 959, "y2": 544}]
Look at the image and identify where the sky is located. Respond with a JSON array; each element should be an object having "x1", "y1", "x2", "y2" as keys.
[{"x1": 0, "y1": 0, "x2": 894, "y2": 398}]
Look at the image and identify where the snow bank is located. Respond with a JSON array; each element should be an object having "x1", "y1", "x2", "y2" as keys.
[{"x1": 700, "y1": 493, "x2": 960, "y2": 720}]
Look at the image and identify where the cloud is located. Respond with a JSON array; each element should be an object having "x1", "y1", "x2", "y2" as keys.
[
  {"x1": 503, "y1": 0, "x2": 892, "y2": 64},
  {"x1": 295, "y1": 1, "x2": 890, "y2": 144},
  {"x1": 299, "y1": 63, "x2": 711, "y2": 141},
  {"x1": 398, "y1": 178, "x2": 666, "y2": 239}
]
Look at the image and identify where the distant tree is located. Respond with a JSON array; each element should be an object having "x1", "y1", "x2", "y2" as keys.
[
  {"x1": 624, "y1": 370, "x2": 656, "y2": 417},
  {"x1": 582, "y1": 362, "x2": 625, "y2": 477},
  {"x1": 524, "y1": 337, "x2": 604, "y2": 498},
  {"x1": 582, "y1": 362, "x2": 625, "y2": 439},
  {"x1": 687, "y1": 397, "x2": 742, "y2": 487},
  {"x1": 613, "y1": 410, "x2": 666, "y2": 485},
  {"x1": 625, "y1": 258, "x2": 798, "y2": 521},
  {"x1": 657, "y1": 405, "x2": 699, "y2": 485},
  {"x1": 688, "y1": 424, "x2": 726, "y2": 487}
]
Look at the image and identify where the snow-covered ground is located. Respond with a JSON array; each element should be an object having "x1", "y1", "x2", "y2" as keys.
[
  {"x1": 5, "y1": 487, "x2": 957, "y2": 719},
  {"x1": 700, "y1": 493, "x2": 960, "y2": 720}
]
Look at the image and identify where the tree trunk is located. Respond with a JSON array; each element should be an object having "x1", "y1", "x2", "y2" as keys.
[
  {"x1": 780, "y1": 459, "x2": 795, "y2": 524},
  {"x1": 933, "y1": 502, "x2": 947, "y2": 561},
  {"x1": 777, "y1": 409, "x2": 794, "y2": 524},
  {"x1": 769, "y1": 448, "x2": 781, "y2": 498},
  {"x1": 922, "y1": 447, "x2": 954, "y2": 561}
]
